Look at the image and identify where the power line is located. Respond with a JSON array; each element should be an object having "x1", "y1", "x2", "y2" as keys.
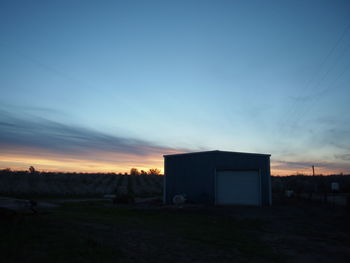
[
  {"x1": 278, "y1": 22, "x2": 350, "y2": 135},
  {"x1": 289, "y1": 58, "x2": 350, "y2": 127},
  {"x1": 0, "y1": 41, "x2": 101, "y2": 93}
]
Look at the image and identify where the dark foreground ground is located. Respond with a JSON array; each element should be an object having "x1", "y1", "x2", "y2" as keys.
[{"x1": 0, "y1": 197, "x2": 349, "y2": 263}]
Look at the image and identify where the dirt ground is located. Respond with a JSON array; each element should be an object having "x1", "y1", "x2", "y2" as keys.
[
  {"x1": 1, "y1": 196, "x2": 349, "y2": 263},
  {"x1": 115, "y1": 197, "x2": 350, "y2": 263},
  {"x1": 206, "y1": 198, "x2": 350, "y2": 263}
]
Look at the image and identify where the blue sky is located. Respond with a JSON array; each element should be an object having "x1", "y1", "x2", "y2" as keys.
[{"x1": 1, "y1": 0, "x2": 350, "y2": 174}]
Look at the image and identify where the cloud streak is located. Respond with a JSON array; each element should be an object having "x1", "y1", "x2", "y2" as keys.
[
  {"x1": 271, "y1": 159, "x2": 350, "y2": 175},
  {"x1": 0, "y1": 109, "x2": 185, "y2": 157},
  {"x1": 1, "y1": 109, "x2": 349, "y2": 174}
]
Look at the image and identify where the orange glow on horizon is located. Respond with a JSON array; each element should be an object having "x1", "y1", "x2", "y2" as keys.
[
  {"x1": 0, "y1": 155, "x2": 163, "y2": 173},
  {"x1": 0, "y1": 147, "x2": 348, "y2": 175},
  {"x1": 0, "y1": 149, "x2": 167, "y2": 173},
  {"x1": 271, "y1": 162, "x2": 348, "y2": 176}
]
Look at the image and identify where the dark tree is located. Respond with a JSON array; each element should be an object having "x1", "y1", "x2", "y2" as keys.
[
  {"x1": 130, "y1": 168, "x2": 140, "y2": 176},
  {"x1": 148, "y1": 168, "x2": 161, "y2": 176},
  {"x1": 29, "y1": 166, "x2": 36, "y2": 174}
]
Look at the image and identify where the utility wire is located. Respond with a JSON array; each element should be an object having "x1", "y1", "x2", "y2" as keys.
[
  {"x1": 278, "y1": 22, "x2": 350, "y2": 135},
  {"x1": 0, "y1": 41, "x2": 100, "y2": 93},
  {"x1": 289, "y1": 57, "x2": 350, "y2": 129},
  {"x1": 289, "y1": 39, "x2": 350, "y2": 126}
]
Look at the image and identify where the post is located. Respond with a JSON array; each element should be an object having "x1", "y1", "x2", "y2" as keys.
[{"x1": 312, "y1": 165, "x2": 317, "y2": 198}]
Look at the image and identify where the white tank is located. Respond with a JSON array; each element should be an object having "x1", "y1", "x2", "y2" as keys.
[
  {"x1": 285, "y1": 190, "x2": 294, "y2": 197},
  {"x1": 331, "y1": 182, "x2": 340, "y2": 191},
  {"x1": 172, "y1": 194, "x2": 186, "y2": 205}
]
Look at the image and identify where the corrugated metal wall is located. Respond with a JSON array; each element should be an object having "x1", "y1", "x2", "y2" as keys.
[{"x1": 164, "y1": 151, "x2": 271, "y2": 206}]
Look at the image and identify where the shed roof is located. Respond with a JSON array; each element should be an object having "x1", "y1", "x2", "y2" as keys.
[{"x1": 163, "y1": 150, "x2": 271, "y2": 158}]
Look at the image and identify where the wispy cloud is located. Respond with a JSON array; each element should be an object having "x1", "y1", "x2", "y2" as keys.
[
  {"x1": 1, "y1": 108, "x2": 349, "y2": 174},
  {"x1": 271, "y1": 159, "x2": 350, "y2": 175},
  {"x1": 0, "y1": 109, "x2": 186, "y2": 158},
  {"x1": 334, "y1": 153, "x2": 350, "y2": 161}
]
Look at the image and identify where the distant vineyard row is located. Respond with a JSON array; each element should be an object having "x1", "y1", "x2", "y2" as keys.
[
  {"x1": 0, "y1": 173, "x2": 164, "y2": 197},
  {"x1": 272, "y1": 174, "x2": 350, "y2": 193},
  {"x1": 2, "y1": 170, "x2": 349, "y2": 198}
]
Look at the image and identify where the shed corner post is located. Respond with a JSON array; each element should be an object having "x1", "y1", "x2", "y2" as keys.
[
  {"x1": 268, "y1": 156, "x2": 272, "y2": 206},
  {"x1": 163, "y1": 156, "x2": 167, "y2": 205},
  {"x1": 214, "y1": 168, "x2": 217, "y2": 205}
]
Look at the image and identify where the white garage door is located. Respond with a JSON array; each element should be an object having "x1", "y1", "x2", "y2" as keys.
[{"x1": 216, "y1": 170, "x2": 260, "y2": 205}]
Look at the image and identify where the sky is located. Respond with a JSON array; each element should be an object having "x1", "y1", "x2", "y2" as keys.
[{"x1": 1, "y1": 0, "x2": 350, "y2": 175}]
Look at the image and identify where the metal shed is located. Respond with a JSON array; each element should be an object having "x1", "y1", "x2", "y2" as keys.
[{"x1": 163, "y1": 150, "x2": 271, "y2": 206}]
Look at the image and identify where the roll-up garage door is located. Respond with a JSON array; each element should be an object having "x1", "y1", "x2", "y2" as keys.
[{"x1": 216, "y1": 170, "x2": 260, "y2": 205}]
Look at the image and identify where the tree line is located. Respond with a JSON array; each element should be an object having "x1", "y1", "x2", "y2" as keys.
[{"x1": 0, "y1": 167, "x2": 162, "y2": 176}]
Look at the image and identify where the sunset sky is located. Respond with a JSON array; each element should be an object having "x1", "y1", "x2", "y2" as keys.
[{"x1": 1, "y1": 0, "x2": 350, "y2": 175}]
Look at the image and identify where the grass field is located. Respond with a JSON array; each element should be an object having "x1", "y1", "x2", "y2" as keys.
[
  {"x1": 1, "y1": 200, "x2": 281, "y2": 263},
  {"x1": 1, "y1": 197, "x2": 350, "y2": 263}
]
